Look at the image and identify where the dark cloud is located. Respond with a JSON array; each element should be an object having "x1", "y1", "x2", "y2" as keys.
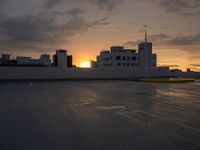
[
  {"x1": 123, "y1": 32, "x2": 200, "y2": 55},
  {"x1": 66, "y1": 8, "x2": 85, "y2": 17},
  {"x1": 190, "y1": 64, "x2": 200, "y2": 67},
  {"x1": 139, "y1": 0, "x2": 200, "y2": 16},
  {"x1": 91, "y1": 17, "x2": 110, "y2": 26},
  {"x1": 0, "y1": 0, "x2": 8, "y2": 14},
  {"x1": 149, "y1": 33, "x2": 171, "y2": 41},
  {"x1": 124, "y1": 32, "x2": 200, "y2": 48},
  {"x1": 0, "y1": 9, "x2": 110, "y2": 51},
  {"x1": 160, "y1": 0, "x2": 200, "y2": 16},
  {"x1": 189, "y1": 56, "x2": 200, "y2": 60},
  {"x1": 167, "y1": 33, "x2": 200, "y2": 46},
  {"x1": 45, "y1": 0, "x2": 66, "y2": 8},
  {"x1": 0, "y1": 11, "x2": 84, "y2": 50},
  {"x1": 123, "y1": 33, "x2": 170, "y2": 47},
  {"x1": 90, "y1": 0, "x2": 123, "y2": 10},
  {"x1": 45, "y1": 0, "x2": 123, "y2": 11},
  {"x1": 123, "y1": 41, "x2": 139, "y2": 47},
  {"x1": 0, "y1": 0, "x2": 7, "y2": 8}
]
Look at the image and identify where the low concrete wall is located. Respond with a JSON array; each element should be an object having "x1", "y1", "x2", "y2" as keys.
[{"x1": 0, "y1": 66, "x2": 171, "y2": 81}]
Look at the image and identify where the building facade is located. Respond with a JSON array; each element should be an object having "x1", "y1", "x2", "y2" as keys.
[
  {"x1": 67, "y1": 55, "x2": 73, "y2": 68},
  {"x1": 1, "y1": 54, "x2": 11, "y2": 65},
  {"x1": 40, "y1": 54, "x2": 51, "y2": 66},
  {"x1": 53, "y1": 50, "x2": 73, "y2": 68},
  {"x1": 96, "y1": 32, "x2": 157, "y2": 69},
  {"x1": 16, "y1": 54, "x2": 51, "y2": 66}
]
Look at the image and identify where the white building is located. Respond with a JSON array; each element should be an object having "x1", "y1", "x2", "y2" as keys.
[
  {"x1": 1, "y1": 54, "x2": 11, "y2": 64},
  {"x1": 16, "y1": 57, "x2": 34, "y2": 65},
  {"x1": 40, "y1": 54, "x2": 51, "y2": 66},
  {"x1": 96, "y1": 31, "x2": 157, "y2": 69},
  {"x1": 97, "y1": 47, "x2": 140, "y2": 67},
  {"x1": 53, "y1": 50, "x2": 68, "y2": 68},
  {"x1": 16, "y1": 54, "x2": 51, "y2": 66}
]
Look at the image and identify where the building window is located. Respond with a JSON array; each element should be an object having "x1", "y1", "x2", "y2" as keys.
[
  {"x1": 117, "y1": 63, "x2": 121, "y2": 66},
  {"x1": 123, "y1": 63, "x2": 126, "y2": 66},
  {"x1": 116, "y1": 56, "x2": 121, "y2": 60},
  {"x1": 132, "y1": 57, "x2": 136, "y2": 61},
  {"x1": 127, "y1": 63, "x2": 130, "y2": 66},
  {"x1": 123, "y1": 56, "x2": 126, "y2": 61},
  {"x1": 127, "y1": 57, "x2": 130, "y2": 61}
]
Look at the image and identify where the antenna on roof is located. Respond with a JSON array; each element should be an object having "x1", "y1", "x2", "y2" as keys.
[{"x1": 144, "y1": 24, "x2": 150, "y2": 43}]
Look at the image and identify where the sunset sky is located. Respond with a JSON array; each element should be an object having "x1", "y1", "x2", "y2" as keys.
[{"x1": 0, "y1": 0, "x2": 200, "y2": 71}]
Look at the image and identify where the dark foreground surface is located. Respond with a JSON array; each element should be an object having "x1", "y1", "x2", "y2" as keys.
[{"x1": 0, "y1": 80, "x2": 200, "y2": 150}]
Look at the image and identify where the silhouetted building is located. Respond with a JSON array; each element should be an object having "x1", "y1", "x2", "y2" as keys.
[
  {"x1": 1, "y1": 54, "x2": 11, "y2": 65},
  {"x1": 16, "y1": 54, "x2": 51, "y2": 66},
  {"x1": 53, "y1": 50, "x2": 68, "y2": 68},
  {"x1": 40, "y1": 54, "x2": 51, "y2": 66},
  {"x1": 67, "y1": 55, "x2": 73, "y2": 67},
  {"x1": 53, "y1": 54, "x2": 57, "y2": 66}
]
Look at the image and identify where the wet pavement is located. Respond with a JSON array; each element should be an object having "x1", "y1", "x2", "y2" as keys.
[{"x1": 0, "y1": 80, "x2": 200, "y2": 150}]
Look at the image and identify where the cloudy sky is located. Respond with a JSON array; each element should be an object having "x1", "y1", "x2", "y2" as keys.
[{"x1": 0, "y1": 0, "x2": 200, "y2": 70}]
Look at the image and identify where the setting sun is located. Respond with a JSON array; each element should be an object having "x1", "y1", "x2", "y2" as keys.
[{"x1": 80, "y1": 61, "x2": 90, "y2": 68}]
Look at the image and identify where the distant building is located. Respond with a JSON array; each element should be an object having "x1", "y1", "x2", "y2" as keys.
[
  {"x1": 96, "y1": 47, "x2": 140, "y2": 67},
  {"x1": 40, "y1": 54, "x2": 51, "y2": 66},
  {"x1": 53, "y1": 50, "x2": 73, "y2": 68},
  {"x1": 96, "y1": 30, "x2": 157, "y2": 68},
  {"x1": 53, "y1": 50, "x2": 68, "y2": 68},
  {"x1": 1, "y1": 54, "x2": 11, "y2": 65},
  {"x1": 67, "y1": 55, "x2": 73, "y2": 67},
  {"x1": 16, "y1": 57, "x2": 33, "y2": 65},
  {"x1": 16, "y1": 54, "x2": 51, "y2": 66},
  {"x1": 138, "y1": 42, "x2": 157, "y2": 68}
]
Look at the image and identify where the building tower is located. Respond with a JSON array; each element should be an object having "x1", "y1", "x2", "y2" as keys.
[
  {"x1": 138, "y1": 26, "x2": 154, "y2": 69},
  {"x1": 53, "y1": 50, "x2": 68, "y2": 68},
  {"x1": 145, "y1": 27, "x2": 147, "y2": 43}
]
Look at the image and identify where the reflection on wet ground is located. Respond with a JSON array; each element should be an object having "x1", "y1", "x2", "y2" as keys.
[{"x1": 0, "y1": 80, "x2": 200, "y2": 150}]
